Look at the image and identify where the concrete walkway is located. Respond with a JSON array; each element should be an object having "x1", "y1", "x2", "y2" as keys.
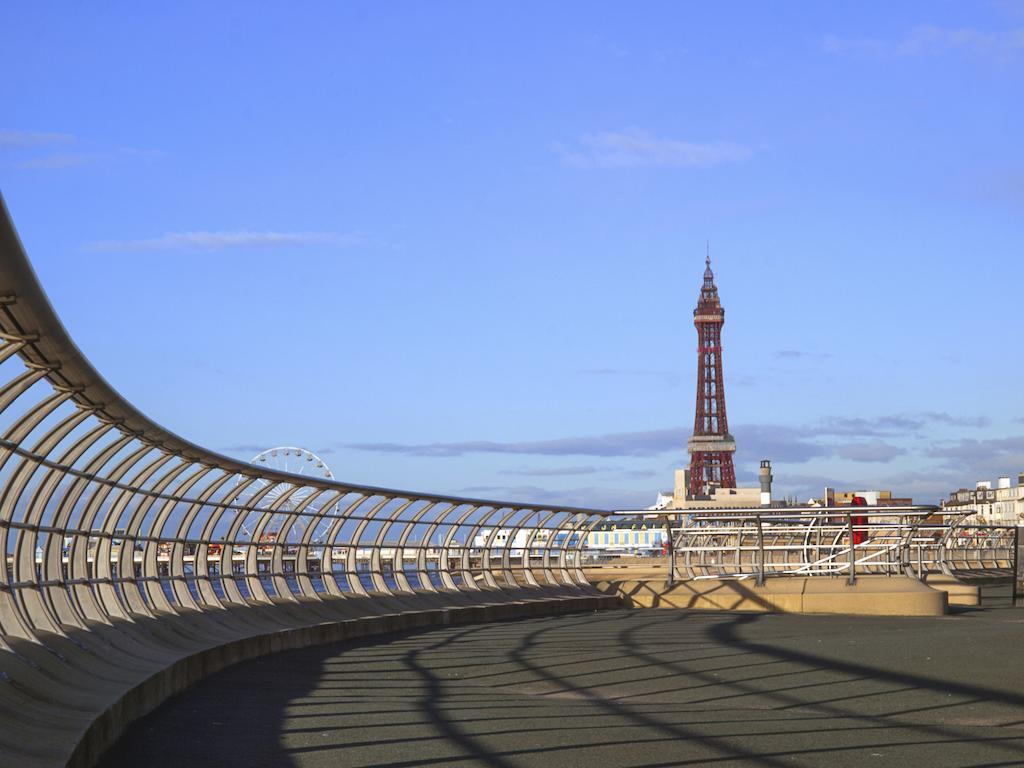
[{"x1": 101, "y1": 602, "x2": 1024, "y2": 768}]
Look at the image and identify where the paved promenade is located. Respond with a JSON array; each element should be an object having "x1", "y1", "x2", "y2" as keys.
[{"x1": 101, "y1": 600, "x2": 1024, "y2": 767}]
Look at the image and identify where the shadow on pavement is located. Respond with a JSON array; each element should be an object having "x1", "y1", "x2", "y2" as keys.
[{"x1": 100, "y1": 606, "x2": 1024, "y2": 768}]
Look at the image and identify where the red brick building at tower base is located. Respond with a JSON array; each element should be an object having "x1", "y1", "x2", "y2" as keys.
[{"x1": 687, "y1": 255, "x2": 737, "y2": 496}]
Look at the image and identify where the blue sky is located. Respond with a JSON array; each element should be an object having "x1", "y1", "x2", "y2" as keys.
[{"x1": 2, "y1": 2, "x2": 1022, "y2": 508}]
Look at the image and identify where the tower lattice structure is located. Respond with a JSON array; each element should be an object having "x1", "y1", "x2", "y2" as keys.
[{"x1": 687, "y1": 254, "x2": 737, "y2": 496}]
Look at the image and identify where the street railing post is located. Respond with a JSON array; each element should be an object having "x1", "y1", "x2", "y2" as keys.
[
  {"x1": 846, "y1": 512, "x2": 856, "y2": 586},
  {"x1": 664, "y1": 515, "x2": 675, "y2": 587},
  {"x1": 1013, "y1": 525, "x2": 1019, "y2": 607},
  {"x1": 755, "y1": 513, "x2": 766, "y2": 587}
]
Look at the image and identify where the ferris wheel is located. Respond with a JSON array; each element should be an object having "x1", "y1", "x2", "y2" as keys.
[{"x1": 237, "y1": 447, "x2": 339, "y2": 544}]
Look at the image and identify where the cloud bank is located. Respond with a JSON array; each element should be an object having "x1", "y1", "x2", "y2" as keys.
[
  {"x1": 351, "y1": 428, "x2": 687, "y2": 458},
  {"x1": 350, "y1": 412, "x2": 984, "y2": 464}
]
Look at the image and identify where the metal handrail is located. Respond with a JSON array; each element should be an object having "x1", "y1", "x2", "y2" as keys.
[
  {"x1": 0, "y1": 195, "x2": 616, "y2": 639},
  {"x1": 672, "y1": 507, "x2": 1017, "y2": 585}
]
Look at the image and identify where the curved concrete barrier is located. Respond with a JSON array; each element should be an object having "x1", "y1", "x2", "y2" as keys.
[{"x1": 924, "y1": 573, "x2": 983, "y2": 607}]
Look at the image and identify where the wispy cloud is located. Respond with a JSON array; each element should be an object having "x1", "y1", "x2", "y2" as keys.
[
  {"x1": 16, "y1": 153, "x2": 104, "y2": 170},
  {"x1": 0, "y1": 130, "x2": 76, "y2": 146},
  {"x1": 926, "y1": 435, "x2": 1024, "y2": 464},
  {"x1": 877, "y1": 469, "x2": 965, "y2": 502},
  {"x1": 350, "y1": 411, "x2": 988, "y2": 464},
  {"x1": 556, "y1": 128, "x2": 751, "y2": 169},
  {"x1": 499, "y1": 466, "x2": 601, "y2": 477},
  {"x1": 770, "y1": 471, "x2": 953, "y2": 503},
  {"x1": 3, "y1": 130, "x2": 165, "y2": 171},
  {"x1": 348, "y1": 425, "x2": 851, "y2": 466},
  {"x1": 85, "y1": 230, "x2": 362, "y2": 253},
  {"x1": 350, "y1": 428, "x2": 687, "y2": 459},
  {"x1": 737, "y1": 420, "x2": 933, "y2": 465},
  {"x1": 833, "y1": 440, "x2": 906, "y2": 463},
  {"x1": 224, "y1": 443, "x2": 335, "y2": 460},
  {"x1": 2, "y1": 130, "x2": 93, "y2": 170},
  {"x1": 808, "y1": 412, "x2": 989, "y2": 437},
  {"x1": 497, "y1": 464, "x2": 661, "y2": 481},
  {"x1": 920, "y1": 413, "x2": 991, "y2": 428},
  {"x1": 910, "y1": 435, "x2": 1024, "y2": 494},
  {"x1": 223, "y1": 444, "x2": 274, "y2": 455},
  {"x1": 733, "y1": 424, "x2": 829, "y2": 464},
  {"x1": 348, "y1": 408, "x2": 991, "y2": 498},
  {"x1": 457, "y1": 484, "x2": 655, "y2": 510},
  {"x1": 822, "y1": 25, "x2": 1024, "y2": 59},
  {"x1": 619, "y1": 468, "x2": 660, "y2": 479},
  {"x1": 775, "y1": 349, "x2": 833, "y2": 360}
]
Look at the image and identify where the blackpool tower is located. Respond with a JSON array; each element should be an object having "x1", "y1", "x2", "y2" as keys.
[{"x1": 687, "y1": 252, "x2": 737, "y2": 496}]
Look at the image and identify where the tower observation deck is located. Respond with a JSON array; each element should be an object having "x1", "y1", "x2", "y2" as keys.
[{"x1": 687, "y1": 252, "x2": 737, "y2": 495}]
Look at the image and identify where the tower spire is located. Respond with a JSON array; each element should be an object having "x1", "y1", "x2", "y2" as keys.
[
  {"x1": 687, "y1": 247, "x2": 736, "y2": 497},
  {"x1": 702, "y1": 244, "x2": 716, "y2": 291}
]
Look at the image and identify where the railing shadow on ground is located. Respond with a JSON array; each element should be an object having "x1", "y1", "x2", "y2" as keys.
[{"x1": 99, "y1": 608, "x2": 1024, "y2": 768}]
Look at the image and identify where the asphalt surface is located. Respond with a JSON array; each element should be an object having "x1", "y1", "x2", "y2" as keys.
[{"x1": 100, "y1": 596, "x2": 1024, "y2": 768}]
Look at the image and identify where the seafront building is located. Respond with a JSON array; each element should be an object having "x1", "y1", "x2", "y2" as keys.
[
  {"x1": 586, "y1": 520, "x2": 668, "y2": 555},
  {"x1": 943, "y1": 474, "x2": 1024, "y2": 524}
]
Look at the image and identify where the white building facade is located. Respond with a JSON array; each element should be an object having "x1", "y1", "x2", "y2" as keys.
[{"x1": 943, "y1": 474, "x2": 1024, "y2": 525}]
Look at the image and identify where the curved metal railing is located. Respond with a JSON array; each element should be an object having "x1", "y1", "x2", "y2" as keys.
[{"x1": 0, "y1": 195, "x2": 613, "y2": 648}]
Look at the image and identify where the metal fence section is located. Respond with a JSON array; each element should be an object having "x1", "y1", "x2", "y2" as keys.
[
  {"x1": 0, "y1": 197, "x2": 624, "y2": 768},
  {"x1": 672, "y1": 506, "x2": 1018, "y2": 587},
  {"x1": 0, "y1": 199, "x2": 615, "y2": 632}
]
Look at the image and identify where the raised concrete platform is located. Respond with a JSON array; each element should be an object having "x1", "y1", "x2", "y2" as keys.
[
  {"x1": 924, "y1": 573, "x2": 983, "y2": 607},
  {"x1": 590, "y1": 575, "x2": 948, "y2": 616}
]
